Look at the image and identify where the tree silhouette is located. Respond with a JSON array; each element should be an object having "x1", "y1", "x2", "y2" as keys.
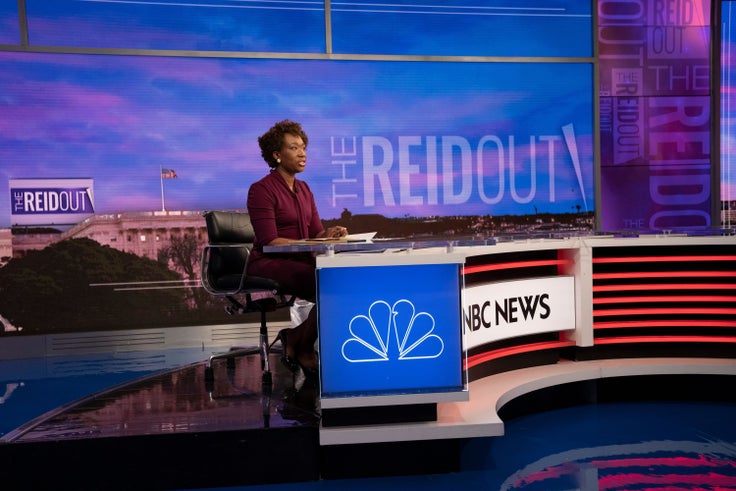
[
  {"x1": 0, "y1": 238, "x2": 184, "y2": 333},
  {"x1": 158, "y1": 233, "x2": 212, "y2": 309},
  {"x1": 159, "y1": 233, "x2": 200, "y2": 281}
]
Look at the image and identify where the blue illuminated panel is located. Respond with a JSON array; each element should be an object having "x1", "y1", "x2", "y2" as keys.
[
  {"x1": 332, "y1": 0, "x2": 592, "y2": 57},
  {"x1": 318, "y1": 263, "x2": 463, "y2": 399}
]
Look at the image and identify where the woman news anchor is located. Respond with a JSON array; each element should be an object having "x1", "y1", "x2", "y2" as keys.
[{"x1": 246, "y1": 119, "x2": 348, "y2": 375}]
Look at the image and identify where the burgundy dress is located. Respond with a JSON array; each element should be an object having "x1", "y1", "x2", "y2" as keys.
[{"x1": 246, "y1": 170, "x2": 323, "y2": 301}]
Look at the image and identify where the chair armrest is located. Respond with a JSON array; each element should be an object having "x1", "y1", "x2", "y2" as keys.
[{"x1": 200, "y1": 243, "x2": 251, "y2": 296}]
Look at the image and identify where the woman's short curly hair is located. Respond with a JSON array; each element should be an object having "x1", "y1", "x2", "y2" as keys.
[{"x1": 258, "y1": 119, "x2": 309, "y2": 168}]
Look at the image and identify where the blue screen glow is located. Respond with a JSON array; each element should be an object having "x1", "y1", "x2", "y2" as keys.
[{"x1": 318, "y1": 263, "x2": 463, "y2": 398}]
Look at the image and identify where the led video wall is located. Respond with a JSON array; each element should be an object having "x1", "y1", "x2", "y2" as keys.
[
  {"x1": 0, "y1": 1, "x2": 594, "y2": 230},
  {"x1": 722, "y1": 0, "x2": 736, "y2": 222},
  {"x1": 598, "y1": 0, "x2": 713, "y2": 231}
]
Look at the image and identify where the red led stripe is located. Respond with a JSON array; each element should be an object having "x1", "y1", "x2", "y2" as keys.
[
  {"x1": 594, "y1": 320, "x2": 736, "y2": 329},
  {"x1": 594, "y1": 283, "x2": 736, "y2": 292},
  {"x1": 464, "y1": 259, "x2": 573, "y2": 275},
  {"x1": 593, "y1": 255, "x2": 736, "y2": 263},
  {"x1": 594, "y1": 271, "x2": 736, "y2": 279},
  {"x1": 464, "y1": 340, "x2": 574, "y2": 370},
  {"x1": 594, "y1": 307, "x2": 736, "y2": 316},
  {"x1": 593, "y1": 295, "x2": 736, "y2": 304},
  {"x1": 595, "y1": 335, "x2": 736, "y2": 345}
]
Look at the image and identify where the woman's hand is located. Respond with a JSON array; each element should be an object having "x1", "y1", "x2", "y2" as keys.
[{"x1": 322, "y1": 226, "x2": 348, "y2": 238}]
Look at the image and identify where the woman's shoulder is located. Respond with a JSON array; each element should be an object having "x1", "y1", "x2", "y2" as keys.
[
  {"x1": 255, "y1": 170, "x2": 277, "y2": 183},
  {"x1": 247, "y1": 174, "x2": 277, "y2": 203},
  {"x1": 250, "y1": 171, "x2": 280, "y2": 190}
]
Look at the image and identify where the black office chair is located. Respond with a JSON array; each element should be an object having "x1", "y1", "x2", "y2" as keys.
[{"x1": 200, "y1": 210, "x2": 295, "y2": 390}]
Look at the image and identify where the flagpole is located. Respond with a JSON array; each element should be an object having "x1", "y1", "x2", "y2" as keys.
[{"x1": 160, "y1": 165, "x2": 166, "y2": 212}]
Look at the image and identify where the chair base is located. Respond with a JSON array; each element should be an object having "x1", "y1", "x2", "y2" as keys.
[{"x1": 205, "y1": 345, "x2": 266, "y2": 393}]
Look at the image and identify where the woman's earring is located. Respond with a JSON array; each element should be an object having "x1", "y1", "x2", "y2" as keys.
[{"x1": 276, "y1": 158, "x2": 281, "y2": 164}]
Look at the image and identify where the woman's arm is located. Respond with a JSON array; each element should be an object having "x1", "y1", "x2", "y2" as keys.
[
  {"x1": 247, "y1": 183, "x2": 281, "y2": 245},
  {"x1": 301, "y1": 182, "x2": 347, "y2": 239}
]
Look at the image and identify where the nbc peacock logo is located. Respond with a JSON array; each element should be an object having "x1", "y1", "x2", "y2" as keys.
[{"x1": 341, "y1": 299, "x2": 445, "y2": 363}]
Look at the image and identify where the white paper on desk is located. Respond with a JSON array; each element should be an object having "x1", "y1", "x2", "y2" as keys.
[{"x1": 346, "y1": 232, "x2": 377, "y2": 241}]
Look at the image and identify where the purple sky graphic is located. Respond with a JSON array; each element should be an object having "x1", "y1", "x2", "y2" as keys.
[
  {"x1": 0, "y1": 50, "x2": 594, "y2": 227},
  {"x1": 1, "y1": 1, "x2": 599, "y2": 227}
]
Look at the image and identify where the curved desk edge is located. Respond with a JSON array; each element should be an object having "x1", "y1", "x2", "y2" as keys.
[{"x1": 318, "y1": 357, "x2": 736, "y2": 446}]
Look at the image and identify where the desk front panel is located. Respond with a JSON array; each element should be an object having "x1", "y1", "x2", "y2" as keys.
[{"x1": 317, "y1": 262, "x2": 465, "y2": 400}]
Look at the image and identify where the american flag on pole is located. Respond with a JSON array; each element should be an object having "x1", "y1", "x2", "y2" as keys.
[{"x1": 161, "y1": 168, "x2": 178, "y2": 179}]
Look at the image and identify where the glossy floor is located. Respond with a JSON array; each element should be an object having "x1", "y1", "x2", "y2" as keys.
[
  {"x1": 183, "y1": 400, "x2": 736, "y2": 491},
  {"x1": 2, "y1": 348, "x2": 320, "y2": 443},
  {"x1": 2, "y1": 351, "x2": 735, "y2": 490},
  {"x1": 0, "y1": 347, "x2": 211, "y2": 437}
]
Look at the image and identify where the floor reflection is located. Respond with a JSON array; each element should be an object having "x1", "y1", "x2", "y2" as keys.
[
  {"x1": 467, "y1": 401, "x2": 736, "y2": 491},
  {"x1": 6, "y1": 352, "x2": 319, "y2": 443},
  {"x1": 0, "y1": 382, "x2": 23, "y2": 405},
  {"x1": 3, "y1": 351, "x2": 735, "y2": 491}
]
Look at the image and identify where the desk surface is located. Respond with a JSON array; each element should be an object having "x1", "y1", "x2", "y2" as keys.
[
  {"x1": 263, "y1": 237, "x2": 496, "y2": 255},
  {"x1": 262, "y1": 228, "x2": 735, "y2": 255},
  {"x1": 263, "y1": 231, "x2": 736, "y2": 268}
]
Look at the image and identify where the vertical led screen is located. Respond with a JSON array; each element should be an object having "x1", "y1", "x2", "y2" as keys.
[
  {"x1": 599, "y1": 0, "x2": 712, "y2": 232},
  {"x1": 722, "y1": 0, "x2": 736, "y2": 228}
]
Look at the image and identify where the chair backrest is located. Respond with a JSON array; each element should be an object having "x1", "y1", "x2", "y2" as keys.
[
  {"x1": 205, "y1": 210, "x2": 255, "y2": 244},
  {"x1": 203, "y1": 211, "x2": 254, "y2": 290}
]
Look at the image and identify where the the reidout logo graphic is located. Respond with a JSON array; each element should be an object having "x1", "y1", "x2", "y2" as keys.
[
  {"x1": 11, "y1": 187, "x2": 94, "y2": 215},
  {"x1": 9, "y1": 178, "x2": 95, "y2": 226},
  {"x1": 327, "y1": 123, "x2": 589, "y2": 212},
  {"x1": 342, "y1": 299, "x2": 445, "y2": 363},
  {"x1": 463, "y1": 276, "x2": 576, "y2": 349}
]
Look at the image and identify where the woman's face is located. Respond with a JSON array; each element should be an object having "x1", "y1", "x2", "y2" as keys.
[{"x1": 274, "y1": 133, "x2": 306, "y2": 175}]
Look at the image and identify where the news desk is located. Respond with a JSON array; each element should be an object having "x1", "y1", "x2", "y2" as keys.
[
  {"x1": 265, "y1": 232, "x2": 736, "y2": 446},
  {"x1": 265, "y1": 238, "x2": 474, "y2": 406}
]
